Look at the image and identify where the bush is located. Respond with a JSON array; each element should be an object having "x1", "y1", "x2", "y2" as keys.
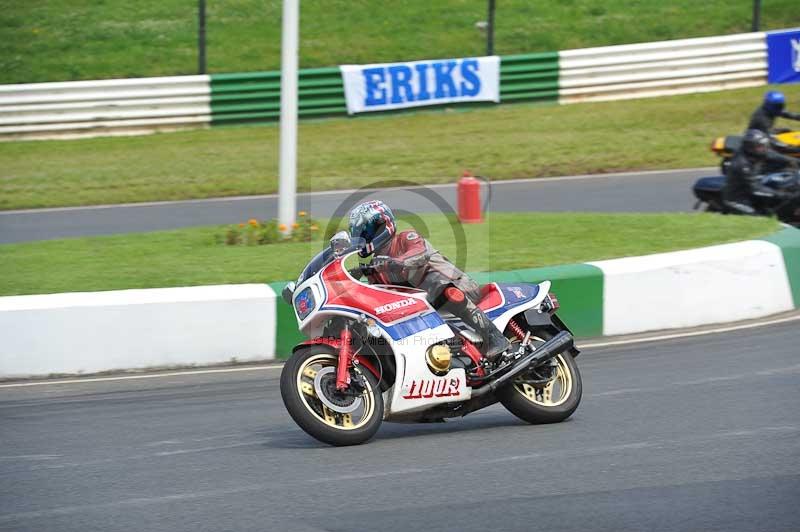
[{"x1": 220, "y1": 212, "x2": 321, "y2": 246}]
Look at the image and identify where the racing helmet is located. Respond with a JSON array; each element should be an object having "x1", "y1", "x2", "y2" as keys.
[
  {"x1": 763, "y1": 91, "x2": 786, "y2": 116},
  {"x1": 348, "y1": 200, "x2": 396, "y2": 254},
  {"x1": 741, "y1": 129, "x2": 770, "y2": 158}
]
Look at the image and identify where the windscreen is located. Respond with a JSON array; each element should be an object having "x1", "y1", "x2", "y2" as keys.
[
  {"x1": 294, "y1": 237, "x2": 367, "y2": 285},
  {"x1": 296, "y1": 248, "x2": 332, "y2": 285}
]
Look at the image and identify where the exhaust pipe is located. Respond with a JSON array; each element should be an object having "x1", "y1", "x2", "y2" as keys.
[
  {"x1": 419, "y1": 331, "x2": 575, "y2": 420},
  {"x1": 472, "y1": 331, "x2": 574, "y2": 398}
]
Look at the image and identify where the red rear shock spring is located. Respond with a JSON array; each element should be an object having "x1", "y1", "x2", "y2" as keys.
[{"x1": 507, "y1": 318, "x2": 526, "y2": 341}]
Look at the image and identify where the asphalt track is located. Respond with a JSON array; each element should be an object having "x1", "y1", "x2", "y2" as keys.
[
  {"x1": 1, "y1": 319, "x2": 798, "y2": 532},
  {"x1": 0, "y1": 168, "x2": 714, "y2": 243}
]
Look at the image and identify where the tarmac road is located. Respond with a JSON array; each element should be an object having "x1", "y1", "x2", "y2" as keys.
[
  {"x1": 1, "y1": 317, "x2": 798, "y2": 532},
  {"x1": 0, "y1": 168, "x2": 713, "y2": 243}
]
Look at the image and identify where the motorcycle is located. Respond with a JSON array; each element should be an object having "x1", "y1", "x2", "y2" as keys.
[
  {"x1": 710, "y1": 130, "x2": 800, "y2": 174},
  {"x1": 692, "y1": 170, "x2": 800, "y2": 226},
  {"x1": 279, "y1": 231, "x2": 582, "y2": 446}
]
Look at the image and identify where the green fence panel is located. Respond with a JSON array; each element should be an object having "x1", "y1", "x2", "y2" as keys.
[
  {"x1": 471, "y1": 263, "x2": 603, "y2": 338},
  {"x1": 210, "y1": 51, "x2": 559, "y2": 126},
  {"x1": 268, "y1": 282, "x2": 306, "y2": 359},
  {"x1": 499, "y1": 52, "x2": 559, "y2": 104},
  {"x1": 211, "y1": 67, "x2": 346, "y2": 125},
  {"x1": 759, "y1": 226, "x2": 800, "y2": 308}
]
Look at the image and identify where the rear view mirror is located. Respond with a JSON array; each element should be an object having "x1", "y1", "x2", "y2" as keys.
[
  {"x1": 282, "y1": 282, "x2": 296, "y2": 305},
  {"x1": 329, "y1": 231, "x2": 352, "y2": 256}
]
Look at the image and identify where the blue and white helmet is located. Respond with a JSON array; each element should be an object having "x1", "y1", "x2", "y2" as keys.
[
  {"x1": 764, "y1": 91, "x2": 786, "y2": 116},
  {"x1": 348, "y1": 200, "x2": 396, "y2": 256}
]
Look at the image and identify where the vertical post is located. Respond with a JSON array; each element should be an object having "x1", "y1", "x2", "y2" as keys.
[
  {"x1": 751, "y1": 0, "x2": 761, "y2": 32},
  {"x1": 278, "y1": 0, "x2": 299, "y2": 234},
  {"x1": 198, "y1": 0, "x2": 207, "y2": 74},
  {"x1": 486, "y1": 0, "x2": 496, "y2": 56}
]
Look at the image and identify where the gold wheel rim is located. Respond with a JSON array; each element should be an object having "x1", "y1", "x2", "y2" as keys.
[
  {"x1": 510, "y1": 333, "x2": 573, "y2": 407},
  {"x1": 296, "y1": 354, "x2": 376, "y2": 431},
  {"x1": 513, "y1": 354, "x2": 573, "y2": 407}
]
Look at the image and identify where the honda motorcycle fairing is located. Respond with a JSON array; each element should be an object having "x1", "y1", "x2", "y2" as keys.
[
  {"x1": 279, "y1": 232, "x2": 582, "y2": 446},
  {"x1": 291, "y1": 250, "x2": 552, "y2": 416}
]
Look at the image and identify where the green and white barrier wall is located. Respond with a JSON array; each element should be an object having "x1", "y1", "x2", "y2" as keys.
[
  {"x1": 3, "y1": 29, "x2": 796, "y2": 140},
  {"x1": 3, "y1": 227, "x2": 798, "y2": 379}
]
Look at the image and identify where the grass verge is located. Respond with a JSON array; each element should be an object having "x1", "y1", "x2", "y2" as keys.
[
  {"x1": 2, "y1": 85, "x2": 799, "y2": 211},
  {"x1": 1, "y1": 1, "x2": 797, "y2": 83},
  {"x1": 0, "y1": 212, "x2": 779, "y2": 297}
]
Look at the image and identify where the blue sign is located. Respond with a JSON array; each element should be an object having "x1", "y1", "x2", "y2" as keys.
[
  {"x1": 362, "y1": 60, "x2": 482, "y2": 107},
  {"x1": 340, "y1": 56, "x2": 500, "y2": 114},
  {"x1": 767, "y1": 29, "x2": 800, "y2": 84}
]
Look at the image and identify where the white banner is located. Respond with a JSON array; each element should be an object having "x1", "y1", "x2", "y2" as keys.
[{"x1": 340, "y1": 56, "x2": 500, "y2": 114}]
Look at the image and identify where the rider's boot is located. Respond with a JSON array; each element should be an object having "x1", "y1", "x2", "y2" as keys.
[
  {"x1": 461, "y1": 303, "x2": 511, "y2": 362},
  {"x1": 441, "y1": 287, "x2": 510, "y2": 362}
]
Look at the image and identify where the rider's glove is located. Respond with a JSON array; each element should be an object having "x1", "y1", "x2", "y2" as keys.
[
  {"x1": 372, "y1": 255, "x2": 404, "y2": 275},
  {"x1": 348, "y1": 266, "x2": 365, "y2": 279},
  {"x1": 371, "y1": 255, "x2": 391, "y2": 271}
]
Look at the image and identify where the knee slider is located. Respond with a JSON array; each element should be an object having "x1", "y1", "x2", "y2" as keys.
[{"x1": 443, "y1": 286, "x2": 467, "y2": 310}]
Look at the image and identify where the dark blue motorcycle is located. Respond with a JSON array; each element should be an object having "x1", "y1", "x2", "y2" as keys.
[{"x1": 692, "y1": 171, "x2": 800, "y2": 226}]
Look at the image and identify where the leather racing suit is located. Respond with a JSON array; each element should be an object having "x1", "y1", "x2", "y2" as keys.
[{"x1": 361, "y1": 229, "x2": 510, "y2": 361}]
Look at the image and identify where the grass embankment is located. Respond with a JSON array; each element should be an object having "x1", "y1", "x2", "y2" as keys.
[
  {"x1": 2, "y1": 85, "x2": 800, "y2": 211},
  {"x1": 0, "y1": 213, "x2": 779, "y2": 297},
  {"x1": 1, "y1": 1, "x2": 797, "y2": 83}
]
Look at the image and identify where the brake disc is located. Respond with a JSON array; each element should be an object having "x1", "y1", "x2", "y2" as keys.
[{"x1": 313, "y1": 366, "x2": 363, "y2": 414}]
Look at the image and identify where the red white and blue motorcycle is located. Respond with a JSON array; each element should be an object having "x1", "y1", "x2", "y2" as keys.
[{"x1": 279, "y1": 232, "x2": 582, "y2": 446}]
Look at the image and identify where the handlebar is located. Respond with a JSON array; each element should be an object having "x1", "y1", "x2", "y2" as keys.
[
  {"x1": 348, "y1": 254, "x2": 429, "y2": 279},
  {"x1": 348, "y1": 264, "x2": 371, "y2": 278}
]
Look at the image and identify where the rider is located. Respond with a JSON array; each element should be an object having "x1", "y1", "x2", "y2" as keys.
[
  {"x1": 747, "y1": 91, "x2": 800, "y2": 134},
  {"x1": 747, "y1": 91, "x2": 800, "y2": 163},
  {"x1": 723, "y1": 129, "x2": 798, "y2": 215},
  {"x1": 347, "y1": 200, "x2": 510, "y2": 362}
]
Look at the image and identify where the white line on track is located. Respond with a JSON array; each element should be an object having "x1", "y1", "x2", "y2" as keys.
[
  {"x1": 1, "y1": 311, "x2": 796, "y2": 389},
  {"x1": 0, "y1": 365, "x2": 282, "y2": 388},
  {"x1": 579, "y1": 313, "x2": 800, "y2": 349},
  {"x1": 0, "y1": 167, "x2": 714, "y2": 215}
]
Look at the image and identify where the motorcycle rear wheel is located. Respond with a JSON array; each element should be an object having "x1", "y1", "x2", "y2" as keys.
[
  {"x1": 497, "y1": 331, "x2": 582, "y2": 424},
  {"x1": 280, "y1": 346, "x2": 383, "y2": 446}
]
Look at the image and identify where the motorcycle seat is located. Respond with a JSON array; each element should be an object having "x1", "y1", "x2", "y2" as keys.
[{"x1": 477, "y1": 283, "x2": 503, "y2": 312}]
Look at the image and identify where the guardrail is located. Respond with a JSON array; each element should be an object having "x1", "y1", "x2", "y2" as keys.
[
  {"x1": 2, "y1": 227, "x2": 798, "y2": 378},
  {"x1": 210, "y1": 53, "x2": 559, "y2": 125},
  {"x1": 210, "y1": 67, "x2": 345, "y2": 125},
  {"x1": 0, "y1": 75, "x2": 211, "y2": 139},
  {"x1": 0, "y1": 284, "x2": 277, "y2": 378},
  {"x1": 559, "y1": 32, "x2": 767, "y2": 104},
  {"x1": 0, "y1": 30, "x2": 792, "y2": 140},
  {"x1": 500, "y1": 51, "x2": 559, "y2": 103}
]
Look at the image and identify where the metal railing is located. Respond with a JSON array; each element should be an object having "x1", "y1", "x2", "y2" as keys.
[{"x1": 0, "y1": 31, "x2": 780, "y2": 139}]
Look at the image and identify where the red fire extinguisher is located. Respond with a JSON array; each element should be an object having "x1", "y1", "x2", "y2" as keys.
[{"x1": 457, "y1": 170, "x2": 486, "y2": 223}]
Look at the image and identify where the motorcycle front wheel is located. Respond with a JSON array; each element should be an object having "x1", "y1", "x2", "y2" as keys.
[
  {"x1": 280, "y1": 346, "x2": 383, "y2": 446},
  {"x1": 497, "y1": 330, "x2": 582, "y2": 424}
]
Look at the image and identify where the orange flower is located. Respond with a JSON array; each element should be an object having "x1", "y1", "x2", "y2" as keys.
[
  {"x1": 278, "y1": 223, "x2": 287, "y2": 232},
  {"x1": 292, "y1": 223, "x2": 300, "y2": 229},
  {"x1": 298, "y1": 211, "x2": 307, "y2": 217},
  {"x1": 238, "y1": 223, "x2": 245, "y2": 228},
  {"x1": 248, "y1": 218, "x2": 258, "y2": 227}
]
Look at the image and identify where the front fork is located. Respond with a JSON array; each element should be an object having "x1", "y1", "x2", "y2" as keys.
[{"x1": 336, "y1": 325, "x2": 353, "y2": 390}]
